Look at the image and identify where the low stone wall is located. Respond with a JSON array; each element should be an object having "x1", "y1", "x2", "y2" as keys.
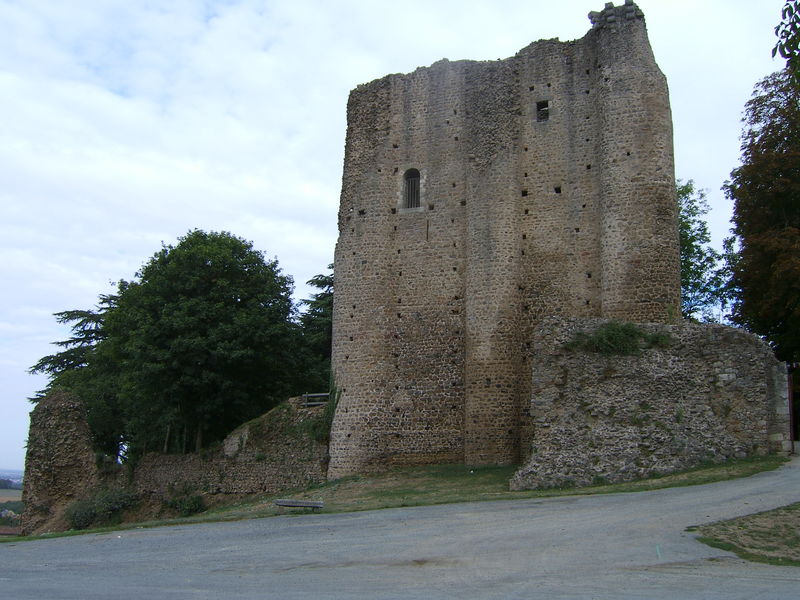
[
  {"x1": 22, "y1": 396, "x2": 327, "y2": 534},
  {"x1": 511, "y1": 317, "x2": 791, "y2": 490},
  {"x1": 128, "y1": 399, "x2": 327, "y2": 499}
]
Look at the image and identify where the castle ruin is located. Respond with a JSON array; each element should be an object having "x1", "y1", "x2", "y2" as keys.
[
  {"x1": 20, "y1": 3, "x2": 791, "y2": 532},
  {"x1": 328, "y1": 1, "x2": 684, "y2": 478}
]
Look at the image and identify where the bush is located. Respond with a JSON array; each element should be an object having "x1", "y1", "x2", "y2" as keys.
[
  {"x1": 65, "y1": 488, "x2": 138, "y2": 530},
  {"x1": 166, "y1": 493, "x2": 205, "y2": 517},
  {"x1": 65, "y1": 499, "x2": 97, "y2": 530}
]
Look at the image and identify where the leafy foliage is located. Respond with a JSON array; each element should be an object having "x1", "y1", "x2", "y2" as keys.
[
  {"x1": 105, "y1": 230, "x2": 304, "y2": 455},
  {"x1": 0, "y1": 500, "x2": 24, "y2": 513},
  {"x1": 774, "y1": 1, "x2": 800, "y2": 84},
  {"x1": 31, "y1": 230, "x2": 319, "y2": 460},
  {"x1": 165, "y1": 491, "x2": 205, "y2": 517},
  {"x1": 65, "y1": 488, "x2": 137, "y2": 530},
  {"x1": 298, "y1": 265, "x2": 333, "y2": 391},
  {"x1": 677, "y1": 180, "x2": 728, "y2": 321},
  {"x1": 724, "y1": 70, "x2": 800, "y2": 362},
  {"x1": 565, "y1": 321, "x2": 671, "y2": 356},
  {"x1": 29, "y1": 296, "x2": 124, "y2": 456}
]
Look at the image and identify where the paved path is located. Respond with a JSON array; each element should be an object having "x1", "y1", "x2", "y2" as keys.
[{"x1": 2, "y1": 457, "x2": 800, "y2": 599}]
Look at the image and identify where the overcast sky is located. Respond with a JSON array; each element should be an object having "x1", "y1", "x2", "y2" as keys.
[{"x1": 0, "y1": 0, "x2": 785, "y2": 471}]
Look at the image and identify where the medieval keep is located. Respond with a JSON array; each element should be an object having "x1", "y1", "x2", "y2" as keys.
[
  {"x1": 21, "y1": 3, "x2": 792, "y2": 534},
  {"x1": 328, "y1": 1, "x2": 789, "y2": 480},
  {"x1": 329, "y1": 1, "x2": 678, "y2": 478}
]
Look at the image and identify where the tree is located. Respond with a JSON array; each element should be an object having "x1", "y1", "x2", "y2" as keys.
[
  {"x1": 29, "y1": 296, "x2": 124, "y2": 456},
  {"x1": 298, "y1": 264, "x2": 333, "y2": 389},
  {"x1": 677, "y1": 180, "x2": 728, "y2": 321},
  {"x1": 774, "y1": 1, "x2": 800, "y2": 83},
  {"x1": 724, "y1": 69, "x2": 800, "y2": 363},
  {"x1": 107, "y1": 230, "x2": 304, "y2": 454},
  {"x1": 31, "y1": 230, "x2": 307, "y2": 458}
]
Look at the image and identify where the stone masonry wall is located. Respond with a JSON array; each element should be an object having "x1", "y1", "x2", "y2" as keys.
[
  {"x1": 329, "y1": 1, "x2": 680, "y2": 478},
  {"x1": 22, "y1": 396, "x2": 327, "y2": 534},
  {"x1": 510, "y1": 317, "x2": 791, "y2": 490},
  {"x1": 128, "y1": 399, "x2": 327, "y2": 500},
  {"x1": 22, "y1": 391, "x2": 101, "y2": 535}
]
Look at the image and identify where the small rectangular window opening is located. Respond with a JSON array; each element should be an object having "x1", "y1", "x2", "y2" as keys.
[
  {"x1": 536, "y1": 101, "x2": 549, "y2": 122},
  {"x1": 403, "y1": 168, "x2": 420, "y2": 208}
]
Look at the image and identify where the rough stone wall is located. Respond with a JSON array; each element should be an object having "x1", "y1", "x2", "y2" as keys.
[
  {"x1": 128, "y1": 399, "x2": 327, "y2": 499},
  {"x1": 22, "y1": 391, "x2": 100, "y2": 535},
  {"x1": 510, "y1": 317, "x2": 792, "y2": 490},
  {"x1": 329, "y1": 1, "x2": 680, "y2": 478},
  {"x1": 22, "y1": 396, "x2": 327, "y2": 534}
]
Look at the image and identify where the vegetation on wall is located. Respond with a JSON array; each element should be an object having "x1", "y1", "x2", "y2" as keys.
[{"x1": 565, "y1": 321, "x2": 671, "y2": 356}]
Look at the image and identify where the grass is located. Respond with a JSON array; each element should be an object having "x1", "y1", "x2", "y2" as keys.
[
  {"x1": 1, "y1": 455, "x2": 788, "y2": 545},
  {"x1": 692, "y1": 502, "x2": 800, "y2": 567}
]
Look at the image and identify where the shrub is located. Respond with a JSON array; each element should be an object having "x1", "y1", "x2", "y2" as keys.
[
  {"x1": 65, "y1": 488, "x2": 138, "y2": 530},
  {"x1": 166, "y1": 493, "x2": 205, "y2": 517},
  {"x1": 65, "y1": 499, "x2": 98, "y2": 530},
  {"x1": 290, "y1": 385, "x2": 340, "y2": 445}
]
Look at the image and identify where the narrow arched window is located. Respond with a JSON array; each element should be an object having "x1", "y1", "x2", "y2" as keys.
[{"x1": 403, "y1": 169, "x2": 420, "y2": 209}]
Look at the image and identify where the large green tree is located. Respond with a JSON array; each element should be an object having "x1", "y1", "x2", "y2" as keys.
[
  {"x1": 107, "y1": 230, "x2": 303, "y2": 454},
  {"x1": 677, "y1": 180, "x2": 727, "y2": 321},
  {"x1": 724, "y1": 69, "x2": 800, "y2": 363},
  {"x1": 32, "y1": 230, "x2": 307, "y2": 458}
]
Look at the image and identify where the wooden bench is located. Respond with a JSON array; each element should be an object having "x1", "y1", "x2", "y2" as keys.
[{"x1": 274, "y1": 499, "x2": 324, "y2": 511}]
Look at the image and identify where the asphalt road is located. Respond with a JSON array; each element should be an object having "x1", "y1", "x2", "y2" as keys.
[{"x1": 2, "y1": 457, "x2": 800, "y2": 599}]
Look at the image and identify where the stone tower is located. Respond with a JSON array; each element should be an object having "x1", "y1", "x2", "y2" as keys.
[{"x1": 328, "y1": 1, "x2": 680, "y2": 479}]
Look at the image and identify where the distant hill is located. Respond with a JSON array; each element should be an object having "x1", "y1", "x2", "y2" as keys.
[{"x1": 0, "y1": 470, "x2": 23, "y2": 490}]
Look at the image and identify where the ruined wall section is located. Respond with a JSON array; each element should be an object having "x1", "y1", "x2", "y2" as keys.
[
  {"x1": 511, "y1": 317, "x2": 792, "y2": 490},
  {"x1": 22, "y1": 391, "x2": 100, "y2": 535},
  {"x1": 22, "y1": 397, "x2": 327, "y2": 535}
]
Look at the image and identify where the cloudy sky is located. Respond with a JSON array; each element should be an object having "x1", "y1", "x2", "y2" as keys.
[{"x1": 0, "y1": 0, "x2": 785, "y2": 471}]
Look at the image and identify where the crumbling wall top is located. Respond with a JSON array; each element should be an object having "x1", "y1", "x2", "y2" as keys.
[{"x1": 588, "y1": 0, "x2": 644, "y2": 29}]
